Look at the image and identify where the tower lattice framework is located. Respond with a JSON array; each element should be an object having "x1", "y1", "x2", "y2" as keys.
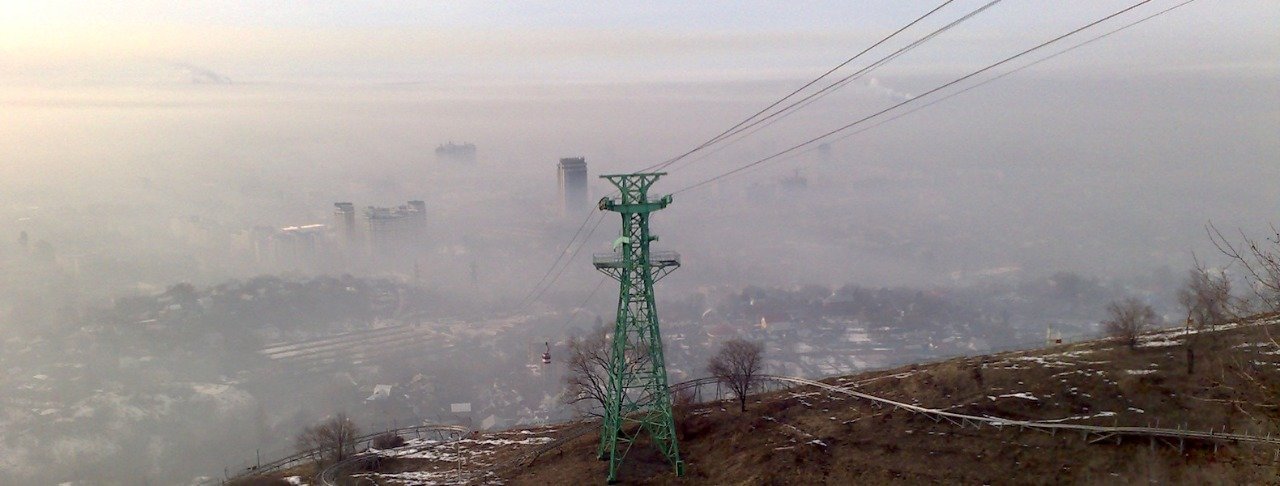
[{"x1": 592, "y1": 173, "x2": 683, "y2": 483}]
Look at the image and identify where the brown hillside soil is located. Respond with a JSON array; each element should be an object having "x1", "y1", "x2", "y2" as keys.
[
  {"x1": 287, "y1": 317, "x2": 1280, "y2": 484},
  {"x1": 505, "y1": 319, "x2": 1280, "y2": 485}
]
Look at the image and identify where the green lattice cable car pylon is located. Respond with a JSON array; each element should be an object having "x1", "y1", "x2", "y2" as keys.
[{"x1": 591, "y1": 173, "x2": 684, "y2": 484}]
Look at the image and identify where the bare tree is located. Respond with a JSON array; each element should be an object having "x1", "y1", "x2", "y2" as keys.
[
  {"x1": 562, "y1": 325, "x2": 652, "y2": 417},
  {"x1": 708, "y1": 339, "x2": 764, "y2": 412},
  {"x1": 1209, "y1": 223, "x2": 1280, "y2": 313},
  {"x1": 563, "y1": 326, "x2": 611, "y2": 417},
  {"x1": 296, "y1": 412, "x2": 360, "y2": 464},
  {"x1": 1177, "y1": 263, "x2": 1233, "y2": 331},
  {"x1": 1103, "y1": 298, "x2": 1159, "y2": 349},
  {"x1": 1207, "y1": 224, "x2": 1280, "y2": 398}
]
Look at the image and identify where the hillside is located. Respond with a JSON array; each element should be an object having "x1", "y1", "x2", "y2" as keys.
[{"x1": 254, "y1": 315, "x2": 1280, "y2": 485}]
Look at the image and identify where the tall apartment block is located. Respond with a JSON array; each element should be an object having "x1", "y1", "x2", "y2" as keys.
[
  {"x1": 557, "y1": 157, "x2": 588, "y2": 217},
  {"x1": 364, "y1": 201, "x2": 427, "y2": 266},
  {"x1": 333, "y1": 202, "x2": 357, "y2": 246}
]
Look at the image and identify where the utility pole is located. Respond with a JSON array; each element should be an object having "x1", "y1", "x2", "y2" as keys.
[{"x1": 592, "y1": 172, "x2": 684, "y2": 483}]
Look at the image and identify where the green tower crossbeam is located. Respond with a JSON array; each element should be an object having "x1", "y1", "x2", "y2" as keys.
[{"x1": 592, "y1": 172, "x2": 684, "y2": 483}]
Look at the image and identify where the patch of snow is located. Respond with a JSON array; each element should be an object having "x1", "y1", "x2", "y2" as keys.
[
  {"x1": 191, "y1": 383, "x2": 230, "y2": 395},
  {"x1": 1052, "y1": 369, "x2": 1106, "y2": 378},
  {"x1": 995, "y1": 392, "x2": 1038, "y2": 401},
  {"x1": 463, "y1": 437, "x2": 554, "y2": 447},
  {"x1": 1035, "y1": 411, "x2": 1116, "y2": 423},
  {"x1": 1042, "y1": 349, "x2": 1096, "y2": 359},
  {"x1": 1124, "y1": 369, "x2": 1157, "y2": 375},
  {"x1": 1010, "y1": 356, "x2": 1072, "y2": 368},
  {"x1": 190, "y1": 383, "x2": 255, "y2": 416},
  {"x1": 366, "y1": 469, "x2": 473, "y2": 484}
]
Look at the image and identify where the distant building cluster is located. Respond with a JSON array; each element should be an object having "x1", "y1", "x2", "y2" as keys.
[
  {"x1": 435, "y1": 141, "x2": 477, "y2": 162},
  {"x1": 238, "y1": 200, "x2": 427, "y2": 274}
]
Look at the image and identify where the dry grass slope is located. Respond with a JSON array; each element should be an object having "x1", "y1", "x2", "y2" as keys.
[
  {"x1": 506, "y1": 316, "x2": 1280, "y2": 485},
  {"x1": 246, "y1": 315, "x2": 1280, "y2": 485}
]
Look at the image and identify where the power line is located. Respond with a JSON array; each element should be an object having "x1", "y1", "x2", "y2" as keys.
[
  {"x1": 813, "y1": 0, "x2": 1203, "y2": 155},
  {"x1": 525, "y1": 0, "x2": 1189, "y2": 316},
  {"x1": 569, "y1": 275, "x2": 610, "y2": 325},
  {"x1": 636, "y1": 0, "x2": 959, "y2": 174},
  {"x1": 555, "y1": 1, "x2": 974, "y2": 316},
  {"x1": 661, "y1": 0, "x2": 1005, "y2": 175},
  {"x1": 517, "y1": 208, "x2": 599, "y2": 309},
  {"x1": 522, "y1": 211, "x2": 609, "y2": 309},
  {"x1": 716, "y1": 0, "x2": 1203, "y2": 185},
  {"x1": 672, "y1": 0, "x2": 1161, "y2": 195}
]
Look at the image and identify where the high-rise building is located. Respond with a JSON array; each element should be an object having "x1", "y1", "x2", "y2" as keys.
[
  {"x1": 364, "y1": 201, "x2": 427, "y2": 266},
  {"x1": 557, "y1": 157, "x2": 588, "y2": 216},
  {"x1": 273, "y1": 224, "x2": 327, "y2": 271},
  {"x1": 333, "y1": 202, "x2": 357, "y2": 246}
]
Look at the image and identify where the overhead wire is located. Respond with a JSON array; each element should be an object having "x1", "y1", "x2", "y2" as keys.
[
  {"x1": 635, "y1": 0, "x2": 959, "y2": 174},
  {"x1": 569, "y1": 275, "x2": 610, "y2": 324},
  {"x1": 521, "y1": 211, "x2": 610, "y2": 309},
  {"x1": 816, "y1": 0, "x2": 1204, "y2": 147},
  {"x1": 706, "y1": 0, "x2": 1203, "y2": 185},
  {"x1": 524, "y1": 0, "x2": 1192, "y2": 313},
  {"x1": 527, "y1": 212, "x2": 609, "y2": 307},
  {"x1": 561, "y1": 1, "x2": 983, "y2": 312},
  {"x1": 660, "y1": 0, "x2": 1005, "y2": 175},
  {"x1": 671, "y1": 0, "x2": 1161, "y2": 195},
  {"x1": 517, "y1": 208, "x2": 599, "y2": 309}
]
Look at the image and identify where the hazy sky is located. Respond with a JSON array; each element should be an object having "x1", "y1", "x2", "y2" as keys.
[
  {"x1": 2, "y1": 0, "x2": 1278, "y2": 288},
  {"x1": 4, "y1": 5, "x2": 1279, "y2": 483},
  {"x1": 3, "y1": 1, "x2": 1277, "y2": 85}
]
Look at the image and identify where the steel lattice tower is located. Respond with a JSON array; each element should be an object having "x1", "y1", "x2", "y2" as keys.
[{"x1": 592, "y1": 173, "x2": 684, "y2": 483}]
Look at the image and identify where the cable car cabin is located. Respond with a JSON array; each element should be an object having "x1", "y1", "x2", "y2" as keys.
[{"x1": 541, "y1": 342, "x2": 552, "y2": 364}]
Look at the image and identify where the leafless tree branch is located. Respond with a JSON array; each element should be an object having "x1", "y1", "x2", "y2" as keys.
[
  {"x1": 1103, "y1": 297, "x2": 1159, "y2": 349},
  {"x1": 708, "y1": 339, "x2": 765, "y2": 412}
]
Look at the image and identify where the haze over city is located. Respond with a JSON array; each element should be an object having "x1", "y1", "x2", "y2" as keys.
[{"x1": 2, "y1": 1, "x2": 1278, "y2": 484}]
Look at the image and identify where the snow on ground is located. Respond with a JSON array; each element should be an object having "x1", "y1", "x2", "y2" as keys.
[
  {"x1": 1052, "y1": 369, "x2": 1106, "y2": 378},
  {"x1": 1010, "y1": 356, "x2": 1074, "y2": 368},
  {"x1": 1040, "y1": 349, "x2": 1096, "y2": 359},
  {"x1": 836, "y1": 370, "x2": 918, "y2": 388},
  {"x1": 360, "y1": 469, "x2": 471, "y2": 485},
  {"x1": 1139, "y1": 338, "x2": 1182, "y2": 348},
  {"x1": 990, "y1": 392, "x2": 1038, "y2": 401},
  {"x1": 395, "y1": 443, "x2": 471, "y2": 462},
  {"x1": 1035, "y1": 411, "x2": 1117, "y2": 423},
  {"x1": 190, "y1": 383, "x2": 255, "y2": 416},
  {"x1": 465, "y1": 437, "x2": 555, "y2": 447},
  {"x1": 356, "y1": 429, "x2": 558, "y2": 484},
  {"x1": 1124, "y1": 369, "x2": 1157, "y2": 375}
]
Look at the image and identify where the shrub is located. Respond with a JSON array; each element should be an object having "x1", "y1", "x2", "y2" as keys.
[
  {"x1": 1103, "y1": 298, "x2": 1160, "y2": 349},
  {"x1": 296, "y1": 412, "x2": 361, "y2": 464},
  {"x1": 672, "y1": 386, "x2": 698, "y2": 438},
  {"x1": 371, "y1": 432, "x2": 406, "y2": 450}
]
